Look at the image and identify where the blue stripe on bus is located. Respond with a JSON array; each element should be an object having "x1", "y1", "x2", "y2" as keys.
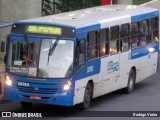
[
  {"x1": 131, "y1": 11, "x2": 159, "y2": 22},
  {"x1": 10, "y1": 35, "x2": 41, "y2": 42},
  {"x1": 77, "y1": 23, "x2": 100, "y2": 34},
  {"x1": 131, "y1": 43, "x2": 158, "y2": 60},
  {"x1": 76, "y1": 59, "x2": 101, "y2": 80}
]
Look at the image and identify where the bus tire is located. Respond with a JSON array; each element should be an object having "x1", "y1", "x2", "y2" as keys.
[
  {"x1": 78, "y1": 82, "x2": 93, "y2": 110},
  {"x1": 124, "y1": 69, "x2": 135, "y2": 94},
  {"x1": 21, "y1": 102, "x2": 32, "y2": 109}
]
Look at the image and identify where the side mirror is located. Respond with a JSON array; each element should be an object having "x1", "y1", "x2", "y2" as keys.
[
  {"x1": 4, "y1": 55, "x2": 7, "y2": 64},
  {"x1": 0, "y1": 41, "x2": 5, "y2": 52}
]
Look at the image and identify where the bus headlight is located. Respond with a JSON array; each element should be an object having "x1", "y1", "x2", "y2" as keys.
[
  {"x1": 5, "y1": 75, "x2": 13, "y2": 86},
  {"x1": 63, "y1": 81, "x2": 72, "y2": 91}
]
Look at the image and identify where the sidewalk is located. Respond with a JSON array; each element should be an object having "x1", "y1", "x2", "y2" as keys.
[
  {"x1": 0, "y1": 61, "x2": 5, "y2": 101},
  {"x1": 0, "y1": 97, "x2": 8, "y2": 104}
]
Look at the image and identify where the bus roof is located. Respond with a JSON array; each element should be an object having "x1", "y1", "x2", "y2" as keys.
[{"x1": 19, "y1": 5, "x2": 158, "y2": 28}]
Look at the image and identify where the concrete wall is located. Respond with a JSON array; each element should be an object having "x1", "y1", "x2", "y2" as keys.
[
  {"x1": 0, "y1": 0, "x2": 42, "y2": 97},
  {"x1": 0, "y1": 0, "x2": 42, "y2": 60}
]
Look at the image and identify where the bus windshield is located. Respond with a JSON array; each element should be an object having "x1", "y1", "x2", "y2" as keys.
[{"x1": 6, "y1": 38, "x2": 74, "y2": 78}]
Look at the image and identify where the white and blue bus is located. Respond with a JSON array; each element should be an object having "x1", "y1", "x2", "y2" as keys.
[{"x1": 4, "y1": 5, "x2": 159, "y2": 109}]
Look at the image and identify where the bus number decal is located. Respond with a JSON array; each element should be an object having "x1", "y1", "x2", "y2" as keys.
[
  {"x1": 18, "y1": 82, "x2": 30, "y2": 87},
  {"x1": 107, "y1": 61, "x2": 119, "y2": 74},
  {"x1": 87, "y1": 66, "x2": 94, "y2": 74}
]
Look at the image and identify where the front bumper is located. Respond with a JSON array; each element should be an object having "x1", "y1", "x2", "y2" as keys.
[{"x1": 4, "y1": 86, "x2": 74, "y2": 106}]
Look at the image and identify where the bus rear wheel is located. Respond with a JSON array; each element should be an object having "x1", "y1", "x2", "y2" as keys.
[
  {"x1": 78, "y1": 82, "x2": 93, "y2": 110},
  {"x1": 21, "y1": 102, "x2": 32, "y2": 109},
  {"x1": 124, "y1": 69, "x2": 135, "y2": 94}
]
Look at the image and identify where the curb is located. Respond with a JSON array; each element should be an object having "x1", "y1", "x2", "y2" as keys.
[{"x1": 0, "y1": 98, "x2": 8, "y2": 104}]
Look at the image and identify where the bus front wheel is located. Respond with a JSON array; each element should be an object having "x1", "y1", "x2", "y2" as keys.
[
  {"x1": 124, "y1": 69, "x2": 135, "y2": 94},
  {"x1": 78, "y1": 82, "x2": 93, "y2": 110},
  {"x1": 21, "y1": 102, "x2": 32, "y2": 109}
]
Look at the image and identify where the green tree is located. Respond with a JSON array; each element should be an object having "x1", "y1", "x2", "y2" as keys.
[
  {"x1": 56, "y1": 0, "x2": 101, "y2": 12},
  {"x1": 133, "y1": 0, "x2": 150, "y2": 5},
  {"x1": 42, "y1": 0, "x2": 101, "y2": 15}
]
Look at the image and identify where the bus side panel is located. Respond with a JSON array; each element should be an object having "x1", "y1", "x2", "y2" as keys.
[
  {"x1": 119, "y1": 50, "x2": 132, "y2": 89},
  {"x1": 138, "y1": 44, "x2": 158, "y2": 82},
  {"x1": 98, "y1": 16, "x2": 132, "y2": 94},
  {"x1": 97, "y1": 54, "x2": 120, "y2": 97},
  {"x1": 130, "y1": 48, "x2": 141, "y2": 83},
  {"x1": 74, "y1": 75, "x2": 98, "y2": 105},
  {"x1": 131, "y1": 11, "x2": 159, "y2": 83},
  {"x1": 74, "y1": 59, "x2": 100, "y2": 105}
]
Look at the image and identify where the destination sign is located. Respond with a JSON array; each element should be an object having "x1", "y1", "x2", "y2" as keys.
[
  {"x1": 11, "y1": 24, "x2": 76, "y2": 38},
  {"x1": 26, "y1": 25, "x2": 62, "y2": 35}
]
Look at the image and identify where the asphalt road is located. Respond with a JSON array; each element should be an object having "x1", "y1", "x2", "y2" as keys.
[{"x1": 0, "y1": 55, "x2": 160, "y2": 120}]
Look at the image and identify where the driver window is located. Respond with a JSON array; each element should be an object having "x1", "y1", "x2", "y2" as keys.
[{"x1": 76, "y1": 39, "x2": 86, "y2": 72}]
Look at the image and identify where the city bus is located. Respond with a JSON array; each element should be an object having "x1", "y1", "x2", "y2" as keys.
[{"x1": 4, "y1": 5, "x2": 159, "y2": 110}]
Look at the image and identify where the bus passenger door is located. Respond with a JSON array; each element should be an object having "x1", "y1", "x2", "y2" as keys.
[{"x1": 74, "y1": 32, "x2": 100, "y2": 104}]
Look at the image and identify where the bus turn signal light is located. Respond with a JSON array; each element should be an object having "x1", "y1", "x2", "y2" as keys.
[
  {"x1": 5, "y1": 75, "x2": 13, "y2": 86},
  {"x1": 63, "y1": 81, "x2": 72, "y2": 91}
]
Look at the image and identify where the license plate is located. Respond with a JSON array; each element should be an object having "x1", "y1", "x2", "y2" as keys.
[{"x1": 30, "y1": 96, "x2": 42, "y2": 100}]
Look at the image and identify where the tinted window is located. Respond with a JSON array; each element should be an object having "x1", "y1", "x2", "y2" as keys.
[
  {"x1": 131, "y1": 22, "x2": 139, "y2": 48},
  {"x1": 99, "y1": 28, "x2": 109, "y2": 57},
  {"x1": 88, "y1": 31, "x2": 98, "y2": 60},
  {"x1": 120, "y1": 23, "x2": 130, "y2": 51},
  {"x1": 110, "y1": 26, "x2": 119, "y2": 55}
]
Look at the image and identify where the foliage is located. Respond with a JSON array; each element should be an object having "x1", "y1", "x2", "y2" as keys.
[
  {"x1": 42, "y1": 0, "x2": 55, "y2": 16},
  {"x1": 56, "y1": 0, "x2": 101, "y2": 13},
  {"x1": 133, "y1": 0, "x2": 151, "y2": 5},
  {"x1": 42, "y1": 0, "x2": 101, "y2": 16}
]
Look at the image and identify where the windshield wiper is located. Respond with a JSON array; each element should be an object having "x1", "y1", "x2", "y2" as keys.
[
  {"x1": 47, "y1": 38, "x2": 59, "y2": 65},
  {"x1": 24, "y1": 34, "x2": 29, "y2": 44}
]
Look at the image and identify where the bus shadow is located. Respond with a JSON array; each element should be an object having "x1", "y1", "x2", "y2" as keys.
[{"x1": 90, "y1": 82, "x2": 153, "y2": 109}]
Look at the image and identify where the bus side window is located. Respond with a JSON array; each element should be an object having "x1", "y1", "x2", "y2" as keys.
[
  {"x1": 140, "y1": 20, "x2": 149, "y2": 46},
  {"x1": 120, "y1": 23, "x2": 130, "y2": 51},
  {"x1": 87, "y1": 31, "x2": 98, "y2": 60},
  {"x1": 150, "y1": 17, "x2": 159, "y2": 43},
  {"x1": 110, "y1": 25, "x2": 119, "y2": 55},
  {"x1": 131, "y1": 22, "x2": 139, "y2": 48},
  {"x1": 76, "y1": 39, "x2": 86, "y2": 72},
  {"x1": 99, "y1": 28, "x2": 109, "y2": 57}
]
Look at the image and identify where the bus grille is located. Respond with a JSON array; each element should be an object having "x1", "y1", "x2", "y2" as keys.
[
  {"x1": 18, "y1": 86, "x2": 58, "y2": 94},
  {"x1": 17, "y1": 82, "x2": 59, "y2": 94}
]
